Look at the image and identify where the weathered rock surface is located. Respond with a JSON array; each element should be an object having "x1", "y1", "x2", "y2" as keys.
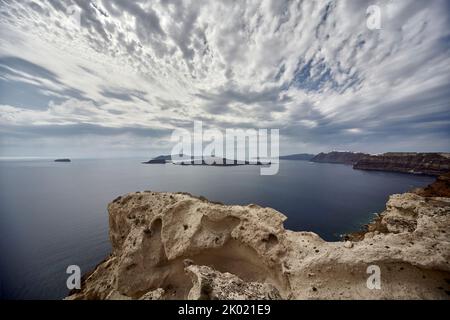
[
  {"x1": 354, "y1": 152, "x2": 450, "y2": 176},
  {"x1": 186, "y1": 264, "x2": 282, "y2": 300},
  {"x1": 67, "y1": 179, "x2": 450, "y2": 300}
]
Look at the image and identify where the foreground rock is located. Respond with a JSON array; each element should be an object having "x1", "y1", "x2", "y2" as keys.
[
  {"x1": 68, "y1": 179, "x2": 450, "y2": 300},
  {"x1": 185, "y1": 264, "x2": 282, "y2": 300},
  {"x1": 354, "y1": 152, "x2": 450, "y2": 176}
]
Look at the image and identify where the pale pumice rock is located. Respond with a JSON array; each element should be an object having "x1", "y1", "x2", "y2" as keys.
[
  {"x1": 185, "y1": 265, "x2": 282, "y2": 300},
  {"x1": 344, "y1": 241, "x2": 353, "y2": 248},
  {"x1": 67, "y1": 188, "x2": 450, "y2": 300}
]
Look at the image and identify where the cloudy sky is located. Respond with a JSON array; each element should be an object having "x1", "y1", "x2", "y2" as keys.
[{"x1": 0, "y1": 0, "x2": 449, "y2": 158}]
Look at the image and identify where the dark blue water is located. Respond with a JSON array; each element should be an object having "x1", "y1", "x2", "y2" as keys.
[{"x1": 0, "y1": 158, "x2": 434, "y2": 299}]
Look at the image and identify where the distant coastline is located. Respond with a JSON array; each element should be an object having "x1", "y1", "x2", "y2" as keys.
[
  {"x1": 279, "y1": 153, "x2": 315, "y2": 161},
  {"x1": 279, "y1": 151, "x2": 449, "y2": 176},
  {"x1": 144, "y1": 151, "x2": 450, "y2": 176},
  {"x1": 143, "y1": 155, "x2": 270, "y2": 166}
]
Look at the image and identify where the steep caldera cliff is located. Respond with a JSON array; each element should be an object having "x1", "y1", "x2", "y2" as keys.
[{"x1": 354, "y1": 153, "x2": 450, "y2": 176}]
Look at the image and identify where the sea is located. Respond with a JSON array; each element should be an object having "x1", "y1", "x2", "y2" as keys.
[{"x1": 0, "y1": 158, "x2": 434, "y2": 299}]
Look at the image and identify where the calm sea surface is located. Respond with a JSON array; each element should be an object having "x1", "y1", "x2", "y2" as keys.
[{"x1": 0, "y1": 158, "x2": 434, "y2": 299}]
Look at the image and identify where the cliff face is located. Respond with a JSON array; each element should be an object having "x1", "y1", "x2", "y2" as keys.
[
  {"x1": 345, "y1": 174, "x2": 450, "y2": 241},
  {"x1": 415, "y1": 173, "x2": 450, "y2": 198},
  {"x1": 311, "y1": 152, "x2": 369, "y2": 165},
  {"x1": 67, "y1": 179, "x2": 450, "y2": 300},
  {"x1": 354, "y1": 153, "x2": 450, "y2": 176}
]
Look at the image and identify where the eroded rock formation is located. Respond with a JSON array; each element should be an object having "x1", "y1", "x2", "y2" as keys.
[{"x1": 67, "y1": 178, "x2": 450, "y2": 300}]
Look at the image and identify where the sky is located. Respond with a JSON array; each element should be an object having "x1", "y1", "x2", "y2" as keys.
[{"x1": 0, "y1": 0, "x2": 449, "y2": 158}]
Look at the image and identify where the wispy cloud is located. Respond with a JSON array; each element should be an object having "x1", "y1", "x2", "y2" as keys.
[{"x1": 0, "y1": 0, "x2": 449, "y2": 157}]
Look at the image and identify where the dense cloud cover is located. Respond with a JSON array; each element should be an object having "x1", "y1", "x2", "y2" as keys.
[{"x1": 0, "y1": 0, "x2": 449, "y2": 157}]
